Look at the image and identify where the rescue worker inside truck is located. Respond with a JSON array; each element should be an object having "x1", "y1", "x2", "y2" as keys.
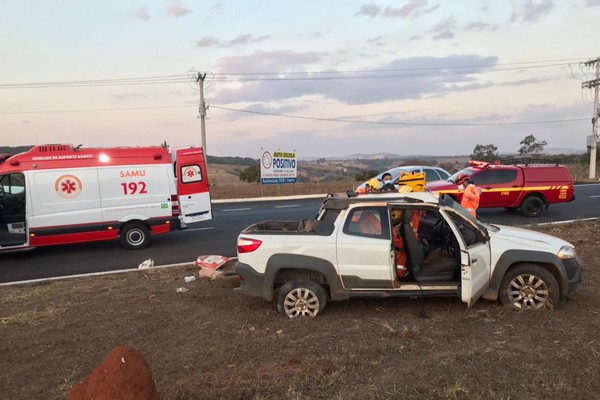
[{"x1": 391, "y1": 206, "x2": 460, "y2": 283}]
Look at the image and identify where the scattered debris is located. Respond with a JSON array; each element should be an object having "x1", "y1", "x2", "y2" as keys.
[
  {"x1": 138, "y1": 259, "x2": 154, "y2": 269},
  {"x1": 176, "y1": 287, "x2": 189, "y2": 293},
  {"x1": 184, "y1": 275, "x2": 197, "y2": 283},
  {"x1": 195, "y1": 255, "x2": 241, "y2": 288}
]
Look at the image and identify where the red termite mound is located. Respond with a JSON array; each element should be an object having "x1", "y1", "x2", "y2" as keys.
[{"x1": 67, "y1": 345, "x2": 160, "y2": 400}]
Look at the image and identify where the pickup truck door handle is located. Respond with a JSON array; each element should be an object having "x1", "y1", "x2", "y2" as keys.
[{"x1": 472, "y1": 257, "x2": 478, "y2": 263}]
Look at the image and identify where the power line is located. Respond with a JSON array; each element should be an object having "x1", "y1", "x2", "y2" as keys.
[
  {"x1": 0, "y1": 103, "x2": 588, "y2": 127},
  {"x1": 211, "y1": 105, "x2": 587, "y2": 127},
  {"x1": 0, "y1": 105, "x2": 189, "y2": 114},
  {"x1": 0, "y1": 58, "x2": 587, "y2": 89}
]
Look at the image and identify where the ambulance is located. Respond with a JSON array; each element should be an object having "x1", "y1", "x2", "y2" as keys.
[{"x1": 0, "y1": 143, "x2": 212, "y2": 251}]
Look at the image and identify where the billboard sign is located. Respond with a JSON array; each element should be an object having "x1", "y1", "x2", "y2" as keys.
[{"x1": 260, "y1": 150, "x2": 297, "y2": 184}]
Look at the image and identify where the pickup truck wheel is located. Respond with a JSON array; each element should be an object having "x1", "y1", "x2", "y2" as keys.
[
  {"x1": 520, "y1": 196, "x2": 544, "y2": 217},
  {"x1": 499, "y1": 264, "x2": 559, "y2": 310},
  {"x1": 277, "y1": 279, "x2": 327, "y2": 318},
  {"x1": 120, "y1": 222, "x2": 151, "y2": 250}
]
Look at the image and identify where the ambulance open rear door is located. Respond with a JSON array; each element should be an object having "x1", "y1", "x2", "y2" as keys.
[{"x1": 175, "y1": 148, "x2": 212, "y2": 224}]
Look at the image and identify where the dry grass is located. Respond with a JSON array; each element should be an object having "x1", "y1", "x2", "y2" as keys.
[{"x1": 1, "y1": 221, "x2": 599, "y2": 400}]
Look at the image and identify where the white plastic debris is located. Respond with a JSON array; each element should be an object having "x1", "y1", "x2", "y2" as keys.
[
  {"x1": 138, "y1": 258, "x2": 154, "y2": 269},
  {"x1": 184, "y1": 275, "x2": 197, "y2": 283},
  {"x1": 176, "y1": 287, "x2": 189, "y2": 293}
]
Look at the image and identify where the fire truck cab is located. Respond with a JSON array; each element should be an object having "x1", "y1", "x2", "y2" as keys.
[{"x1": 0, "y1": 144, "x2": 212, "y2": 251}]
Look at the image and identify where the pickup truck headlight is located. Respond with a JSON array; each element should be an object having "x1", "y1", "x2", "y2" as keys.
[{"x1": 558, "y1": 246, "x2": 577, "y2": 259}]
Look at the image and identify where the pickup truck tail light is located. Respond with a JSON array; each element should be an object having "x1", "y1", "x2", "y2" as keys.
[{"x1": 238, "y1": 237, "x2": 262, "y2": 253}]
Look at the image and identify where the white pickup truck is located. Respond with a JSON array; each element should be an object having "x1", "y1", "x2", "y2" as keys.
[{"x1": 235, "y1": 192, "x2": 582, "y2": 318}]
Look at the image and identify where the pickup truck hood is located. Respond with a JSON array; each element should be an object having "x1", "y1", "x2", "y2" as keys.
[{"x1": 488, "y1": 224, "x2": 572, "y2": 253}]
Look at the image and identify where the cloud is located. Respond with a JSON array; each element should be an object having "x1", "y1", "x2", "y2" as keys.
[
  {"x1": 229, "y1": 34, "x2": 270, "y2": 46},
  {"x1": 196, "y1": 34, "x2": 270, "y2": 48},
  {"x1": 510, "y1": 0, "x2": 555, "y2": 22},
  {"x1": 463, "y1": 22, "x2": 498, "y2": 32},
  {"x1": 211, "y1": 54, "x2": 499, "y2": 105},
  {"x1": 429, "y1": 18, "x2": 456, "y2": 40},
  {"x1": 167, "y1": 1, "x2": 192, "y2": 17},
  {"x1": 356, "y1": 4, "x2": 381, "y2": 17},
  {"x1": 357, "y1": 1, "x2": 438, "y2": 19},
  {"x1": 130, "y1": 7, "x2": 150, "y2": 21},
  {"x1": 196, "y1": 36, "x2": 220, "y2": 48},
  {"x1": 433, "y1": 31, "x2": 454, "y2": 40},
  {"x1": 216, "y1": 50, "x2": 325, "y2": 73},
  {"x1": 586, "y1": 0, "x2": 600, "y2": 5},
  {"x1": 499, "y1": 77, "x2": 548, "y2": 86}
]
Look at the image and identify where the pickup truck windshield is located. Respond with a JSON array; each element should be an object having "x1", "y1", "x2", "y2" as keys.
[{"x1": 440, "y1": 194, "x2": 497, "y2": 234}]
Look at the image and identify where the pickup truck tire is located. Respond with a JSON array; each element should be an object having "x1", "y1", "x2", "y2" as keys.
[
  {"x1": 120, "y1": 222, "x2": 151, "y2": 250},
  {"x1": 277, "y1": 279, "x2": 327, "y2": 318},
  {"x1": 499, "y1": 264, "x2": 559, "y2": 310},
  {"x1": 520, "y1": 196, "x2": 545, "y2": 217}
]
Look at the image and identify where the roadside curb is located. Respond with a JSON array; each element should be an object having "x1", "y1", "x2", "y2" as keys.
[{"x1": 0, "y1": 262, "x2": 195, "y2": 288}]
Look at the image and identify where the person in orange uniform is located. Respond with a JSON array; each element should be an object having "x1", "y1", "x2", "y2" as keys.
[
  {"x1": 456, "y1": 173, "x2": 480, "y2": 218},
  {"x1": 391, "y1": 209, "x2": 408, "y2": 279}
]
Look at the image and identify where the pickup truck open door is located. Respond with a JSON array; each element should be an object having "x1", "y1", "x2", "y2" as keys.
[
  {"x1": 443, "y1": 213, "x2": 491, "y2": 306},
  {"x1": 460, "y1": 242, "x2": 491, "y2": 306}
]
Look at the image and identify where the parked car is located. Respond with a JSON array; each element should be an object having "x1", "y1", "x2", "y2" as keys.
[
  {"x1": 357, "y1": 165, "x2": 451, "y2": 190},
  {"x1": 426, "y1": 160, "x2": 575, "y2": 217},
  {"x1": 234, "y1": 191, "x2": 582, "y2": 318}
]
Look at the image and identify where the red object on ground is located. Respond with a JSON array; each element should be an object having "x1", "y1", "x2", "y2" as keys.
[{"x1": 66, "y1": 345, "x2": 160, "y2": 400}]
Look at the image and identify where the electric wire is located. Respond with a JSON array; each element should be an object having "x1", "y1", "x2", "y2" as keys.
[
  {"x1": 0, "y1": 58, "x2": 587, "y2": 89},
  {"x1": 210, "y1": 105, "x2": 587, "y2": 127}
]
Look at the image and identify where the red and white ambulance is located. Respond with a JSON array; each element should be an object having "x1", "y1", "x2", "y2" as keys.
[{"x1": 0, "y1": 144, "x2": 212, "y2": 251}]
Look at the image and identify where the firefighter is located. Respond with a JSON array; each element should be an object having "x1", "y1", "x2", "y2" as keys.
[
  {"x1": 456, "y1": 173, "x2": 480, "y2": 218},
  {"x1": 391, "y1": 209, "x2": 408, "y2": 279}
]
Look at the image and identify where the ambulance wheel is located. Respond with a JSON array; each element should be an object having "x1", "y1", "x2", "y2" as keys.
[{"x1": 120, "y1": 222, "x2": 151, "y2": 250}]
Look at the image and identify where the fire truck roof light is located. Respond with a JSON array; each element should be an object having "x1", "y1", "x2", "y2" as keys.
[{"x1": 468, "y1": 160, "x2": 490, "y2": 169}]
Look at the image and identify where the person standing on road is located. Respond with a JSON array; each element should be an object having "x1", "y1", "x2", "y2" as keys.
[{"x1": 456, "y1": 173, "x2": 480, "y2": 218}]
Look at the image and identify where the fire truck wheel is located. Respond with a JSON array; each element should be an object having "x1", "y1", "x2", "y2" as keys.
[
  {"x1": 520, "y1": 196, "x2": 545, "y2": 217},
  {"x1": 120, "y1": 222, "x2": 151, "y2": 250}
]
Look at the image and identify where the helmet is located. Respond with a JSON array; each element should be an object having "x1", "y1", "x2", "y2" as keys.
[
  {"x1": 366, "y1": 178, "x2": 380, "y2": 191},
  {"x1": 391, "y1": 209, "x2": 404, "y2": 220},
  {"x1": 455, "y1": 173, "x2": 469, "y2": 186}
]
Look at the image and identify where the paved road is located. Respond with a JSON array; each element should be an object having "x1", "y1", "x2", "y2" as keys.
[{"x1": 1, "y1": 184, "x2": 598, "y2": 284}]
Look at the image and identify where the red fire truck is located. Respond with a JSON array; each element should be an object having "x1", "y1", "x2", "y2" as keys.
[{"x1": 0, "y1": 144, "x2": 212, "y2": 251}]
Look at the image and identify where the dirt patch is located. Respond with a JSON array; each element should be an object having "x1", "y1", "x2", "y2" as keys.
[{"x1": 1, "y1": 221, "x2": 599, "y2": 400}]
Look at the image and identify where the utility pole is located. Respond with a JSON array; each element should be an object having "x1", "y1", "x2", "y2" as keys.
[
  {"x1": 196, "y1": 72, "x2": 208, "y2": 154},
  {"x1": 582, "y1": 57, "x2": 600, "y2": 179}
]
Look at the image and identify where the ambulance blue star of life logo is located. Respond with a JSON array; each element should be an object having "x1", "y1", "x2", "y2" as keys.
[{"x1": 55, "y1": 174, "x2": 83, "y2": 199}]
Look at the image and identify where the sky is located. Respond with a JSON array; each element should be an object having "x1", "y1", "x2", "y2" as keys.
[{"x1": 1, "y1": 0, "x2": 599, "y2": 159}]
